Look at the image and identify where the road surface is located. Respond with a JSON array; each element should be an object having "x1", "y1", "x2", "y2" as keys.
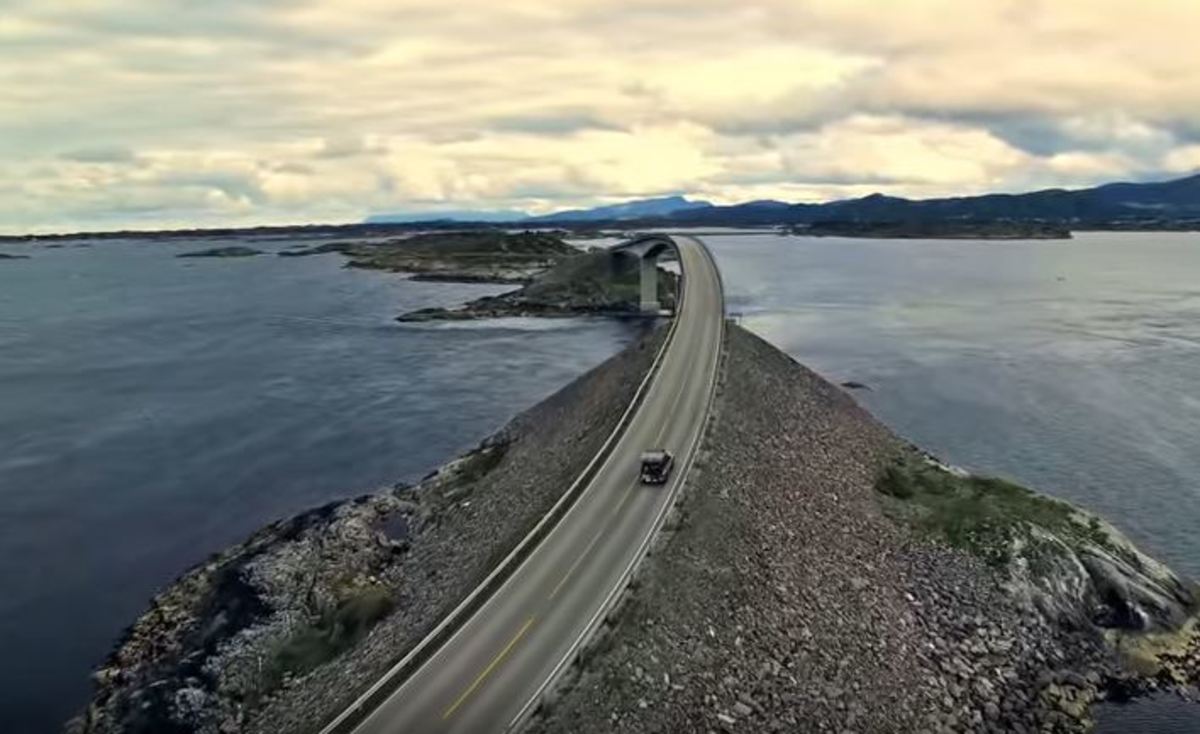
[{"x1": 350, "y1": 235, "x2": 724, "y2": 733}]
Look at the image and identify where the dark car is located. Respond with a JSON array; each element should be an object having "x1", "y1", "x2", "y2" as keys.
[{"x1": 640, "y1": 449, "x2": 674, "y2": 485}]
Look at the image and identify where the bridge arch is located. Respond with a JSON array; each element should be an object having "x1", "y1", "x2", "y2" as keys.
[{"x1": 610, "y1": 235, "x2": 676, "y2": 313}]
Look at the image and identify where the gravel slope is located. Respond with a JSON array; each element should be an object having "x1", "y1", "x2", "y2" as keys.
[{"x1": 531, "y1": 325, "x2": 1113, "y2": 734}]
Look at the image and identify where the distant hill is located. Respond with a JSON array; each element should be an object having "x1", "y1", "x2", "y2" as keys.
[
  {"x1": 527, "y1": 195, "x2": 713, "y2": 223},
  {"x1": 358, "y1": 175, "x2": 1199, "y2": 229},
  {"x1": 8, "y1": 173, "x2": 1198, "y2": 242},
  {"x1": 362, "y1": 196, "x2": 712, "y2": 225},
  {"x1": 667, "y1": 173, "x2": 1200, "y2": 227}
]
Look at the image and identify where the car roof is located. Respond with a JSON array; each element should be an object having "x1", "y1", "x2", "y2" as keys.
[{"x1": 641, "y1": 450, "x2": 668, "y2": 461}]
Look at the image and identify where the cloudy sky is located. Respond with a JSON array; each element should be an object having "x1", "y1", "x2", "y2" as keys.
[{"x1": 5, "y1": 0, "x2": 1200, "y2": 233}]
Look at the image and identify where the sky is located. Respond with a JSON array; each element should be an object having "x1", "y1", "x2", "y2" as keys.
[{"x1": 4, "y1": 0, "x2": 1200, "y2": 234}]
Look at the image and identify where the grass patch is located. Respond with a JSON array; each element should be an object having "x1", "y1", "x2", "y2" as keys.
[
  {"x1": 268, "y1": 586, "x2": 394, "y2": 681},
  {"x1": 877, "y1": 451, "x2": 1114, "y2": 568},
  {"x1": 455, "y1": 441, "x2": 507, "y2": 484}
]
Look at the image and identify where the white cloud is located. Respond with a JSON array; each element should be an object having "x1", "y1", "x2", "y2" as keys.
[{"x1": 2, "y1": 0, "x2": 1200, "y2": 232}]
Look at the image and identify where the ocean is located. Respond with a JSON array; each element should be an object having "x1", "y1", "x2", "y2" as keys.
[
  {"x1": 705, "y1": 231, "x2": 1200, "y2": 730},
  {"x1": 0, "y1": 237, "x2": 646, "y2": 732}
]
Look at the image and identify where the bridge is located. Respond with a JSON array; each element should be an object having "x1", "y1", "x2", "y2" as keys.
[
  {"x1": 609, "y1": 234, "x2": 677, "y2": 313},
  {"x1": 323, "y1": 235, "x2": 725, "y2": 734}
]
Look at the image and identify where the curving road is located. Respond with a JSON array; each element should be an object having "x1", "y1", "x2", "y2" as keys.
[{"x1": 346, "y1": 235, "x2": 724, "y2": 734}]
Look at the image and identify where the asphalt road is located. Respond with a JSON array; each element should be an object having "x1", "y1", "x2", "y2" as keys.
[{"x1": 351, "y1": 235, "x2": 724, "y2": 734}]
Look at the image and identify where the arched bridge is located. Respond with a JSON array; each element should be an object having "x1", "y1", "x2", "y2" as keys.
[
  {"x1": 610, "y1": 234, "x2": 677, "y2": 313},
  {"x1": 325, "y1": 235, "x2": 725, "y2": 734}
]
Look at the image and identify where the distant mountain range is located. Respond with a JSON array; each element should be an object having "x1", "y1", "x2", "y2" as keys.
[
  {"x1": 682, "y1": 173, "x2": 1200, "y2": 227},
  {"x1": 363, "y1": 173, "x2": 1200, "y2": 228},
  {"x1": 7, "y1": 173, "x2": 1198, "y2": 242},
  {"x1": 364, "y1": 195, "x2": 711, "y2": 225},
  {"x1": 525, "y1": 195, "x2": 712, "y2": 223}
]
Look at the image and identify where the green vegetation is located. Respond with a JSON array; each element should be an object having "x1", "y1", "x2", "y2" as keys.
[
  {"x1": 877, "y1": 451, "x2": 1115, "y2": 568},
  {"x1": 267, "y1": 585, "x2": 394, "y2": 682},
  {"x1": 396, "y1": 248, "x2": 679, "y2": 321},
  {"x1": 520, "y1": 250, "x2": 668, "y2": 306},
  {"x1": 425, "y1": 437, "x2": 511, "y2": 506}
]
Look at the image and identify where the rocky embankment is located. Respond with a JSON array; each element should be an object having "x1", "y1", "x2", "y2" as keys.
[
  {"x1": 279, "y1": 231, "x2": 576, "y2": 283},
  {"x1": 531, "y1": 326, "x2": 1200, "y2": 734},
  {"x1": 397, "y1": 249, "x2": 679, "y2": 322},
  {"x1": 69, "y1": 324, "x2": 667, "y2": 734}
]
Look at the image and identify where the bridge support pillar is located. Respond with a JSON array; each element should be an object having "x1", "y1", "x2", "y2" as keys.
[{"x1": 639, "y1": 255, "x2": 660, "y2": 313}]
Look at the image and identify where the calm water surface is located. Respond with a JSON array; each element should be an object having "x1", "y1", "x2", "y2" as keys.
[
  {"x1": 706, "y1": 231, "x2": 1200, "y2": 730},
  {"x1": 0, "y1": 238, "x2": 644, "y2": 732}
]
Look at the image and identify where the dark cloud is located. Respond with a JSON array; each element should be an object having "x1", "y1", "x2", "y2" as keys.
[
  {"x1": 59, "y1": 146, "x2": 140, "y2": 163},
  {"x1": 710, "y1": 169, "x2": 908, "y2": 187},
  {"x1": 269, "y1": 161, "x2": 315, "y2": 174},
  {"x1": 955, "y1": 113, "x2": 1173, "y2": 158},
  {"x1": 489, "y1": 112, "x2": 624, "y2": 136},
  {"x1": 313, "y1": 137, "x2": 388, "y2": 159}
]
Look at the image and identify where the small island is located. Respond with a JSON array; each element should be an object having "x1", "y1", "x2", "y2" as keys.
[
  {"x1": 396, "y1": 248, "x2": 678, "y2": 322},
  {"x1": 279, "y1": 231, "x2": 577, "y2": 284},
  {"x1": 177, "y1": 246, "x2": 264, "y2": 258}
]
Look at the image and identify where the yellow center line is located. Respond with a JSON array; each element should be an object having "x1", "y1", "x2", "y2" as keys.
[
  {"x1": 441, "y1": 616, "x2": 536, "y2": 720},
  {"x1": 547, "y1": 484, "x2": 636, "y2": 600}
]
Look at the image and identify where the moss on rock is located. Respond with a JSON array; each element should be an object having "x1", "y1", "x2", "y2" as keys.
[{"x1": 876, "y1": 449, "x2": 1198, "y2": 637}]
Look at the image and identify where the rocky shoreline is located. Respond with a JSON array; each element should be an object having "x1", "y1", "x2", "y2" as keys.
[
  {"x1": 69, "y1": 324, "x2": 666, "y2": 734},
  {"x1": 529, "y1": 326, "x2": 1199, "y2": 734},
  {"x1": 397, "y1": 249, "x2": 679, "y2": 322}
]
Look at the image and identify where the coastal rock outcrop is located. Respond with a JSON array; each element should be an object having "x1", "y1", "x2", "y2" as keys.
[
  {"x1": 876, "y1": 452, "x2": 1198, "y2": 637},
  {"x1": 396, "y1": 249, "x2": 679, "y2": 322}
]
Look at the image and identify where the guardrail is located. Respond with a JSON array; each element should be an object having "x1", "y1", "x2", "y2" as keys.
[
  {"x1": 319, "y1": 235, "x2": 685, "y2": 734},
  {"x1": 506, "y1": 235, "x2": 726, "y2": 732}
]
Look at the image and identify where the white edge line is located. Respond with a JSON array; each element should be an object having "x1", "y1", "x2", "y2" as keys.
[
  {"x1": 505, "y1": 235, "x2": 725, "y2": 732},
  {"x1": 319, "y1": 235, "x2": 684, "y2": 734}
]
